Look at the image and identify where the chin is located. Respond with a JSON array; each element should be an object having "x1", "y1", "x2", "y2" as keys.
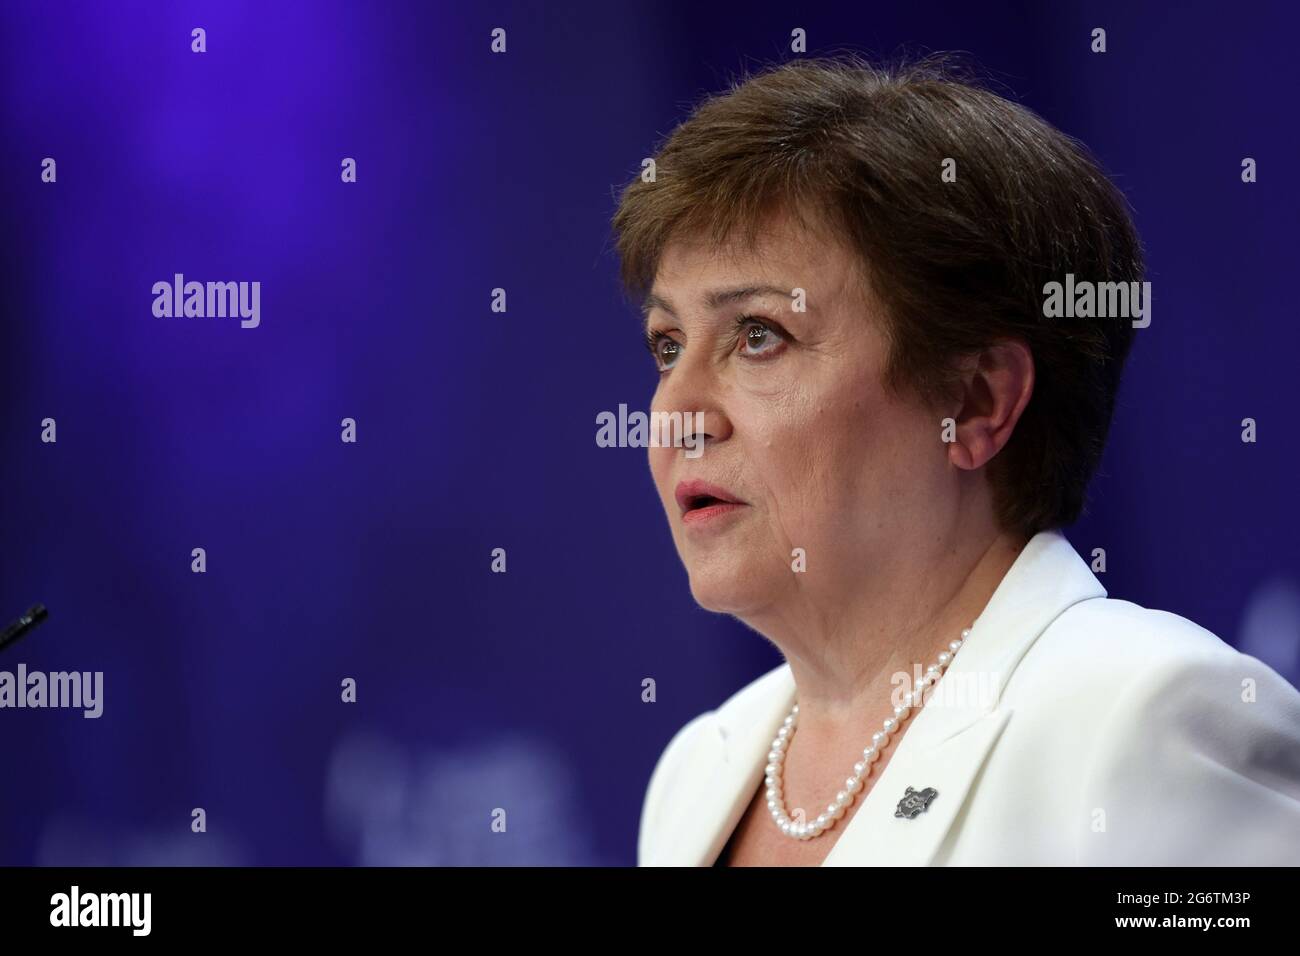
[{"x1": 684, "y1": 561, "x2": 775, "y2": 616}]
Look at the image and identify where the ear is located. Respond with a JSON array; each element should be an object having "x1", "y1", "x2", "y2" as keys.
[{"x1": 946, "y1": 340, "x2": 1034, "y2": 471}]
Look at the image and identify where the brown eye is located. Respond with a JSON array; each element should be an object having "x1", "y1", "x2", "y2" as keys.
[
  {"x1": 659, "y1": 338, "x2": 680, "y2": 364},
  {"x1": 649, "y1": 334, "x2": 681, "y2": 371},
  {"x1": 738, "y1": 318, "x2": 784, "y2": 357}
]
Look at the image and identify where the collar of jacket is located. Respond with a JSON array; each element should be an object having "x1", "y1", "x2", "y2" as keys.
[{"x1": 656, "y1": 528, "x2": 1107, "y2": 866}]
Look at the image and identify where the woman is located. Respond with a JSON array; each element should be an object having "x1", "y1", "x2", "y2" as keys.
[{"x1": 611, "y1": 55, "x2": 1300, "y2": 866}]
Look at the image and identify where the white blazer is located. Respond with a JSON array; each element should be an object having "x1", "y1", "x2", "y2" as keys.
[{"x1": 638, "y1": 530, "x2": 1300, "y2": 865}]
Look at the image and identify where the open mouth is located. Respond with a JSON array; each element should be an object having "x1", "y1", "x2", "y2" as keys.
[
  {"x1": 674, "y1": 480, "x2": 746, "y2": 524},
  {"x1": 684, "y1": 494, "x2": 727, "y2": 512},
  {"x1": 681, "y1": 495, "x2": 745, "y2": 526}
]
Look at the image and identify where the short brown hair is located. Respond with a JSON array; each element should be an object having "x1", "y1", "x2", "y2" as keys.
[{"x1": 610, "y1": 53, "x2": 1144, "y2": 537}]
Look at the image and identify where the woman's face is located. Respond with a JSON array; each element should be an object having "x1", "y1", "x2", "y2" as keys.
[{"x1": 644, "y1": 213, "x2": 954, "y2": 620}]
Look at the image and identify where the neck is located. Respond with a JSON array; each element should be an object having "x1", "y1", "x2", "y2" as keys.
[{"x1": 742, "y1": 526, "x2": 1030, "y2": 725}]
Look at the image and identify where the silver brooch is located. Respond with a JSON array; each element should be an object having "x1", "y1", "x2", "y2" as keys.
[{"x1": 895, "y1": 786, "x2": 938, "y2": 818}]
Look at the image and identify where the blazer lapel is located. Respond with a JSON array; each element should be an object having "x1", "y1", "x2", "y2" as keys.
[
  {"x1": 653, "y1": 529, "x2": 1106, "y2": 866},
  {"x1": 825, "y1": 530, "x2": 1105, "y2": 864},
  {"x1": 650, "y1": 667, "x2": 798, "y2": 866},
  {"x1": 820, "y1": 707, "x2": 1013, "y2": 865}
]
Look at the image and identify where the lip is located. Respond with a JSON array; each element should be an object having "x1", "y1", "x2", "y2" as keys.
[{"x1": 674, "y1": 479, "x2": 747, "y2": 525}]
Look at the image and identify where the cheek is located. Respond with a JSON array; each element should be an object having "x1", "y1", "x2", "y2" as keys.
[
  {"x1": 741, "y1": 375, "x2": 918, "y2": 525},
  {"x1": 735, "y1": 387, "x2": 848, "y2": 527}
]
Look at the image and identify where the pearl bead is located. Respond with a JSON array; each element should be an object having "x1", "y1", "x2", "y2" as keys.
[{"x1": 765, "y1": 626, "x2": 971, "y2": 840}]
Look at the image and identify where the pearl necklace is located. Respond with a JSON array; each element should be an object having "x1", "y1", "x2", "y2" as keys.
[{"x1": 766, "y1": 627, "x2": 971, "y2": 840}]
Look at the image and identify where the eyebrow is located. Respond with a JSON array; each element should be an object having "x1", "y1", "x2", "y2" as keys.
[{"x1": 640, "y1": 284, "x2": 795, "y2": 323}]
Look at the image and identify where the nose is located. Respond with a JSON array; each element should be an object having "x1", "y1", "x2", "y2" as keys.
[{"x1": 650, "y1": 351, "x2": 733, "y2": 453}]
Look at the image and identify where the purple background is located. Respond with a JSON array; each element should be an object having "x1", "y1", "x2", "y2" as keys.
[{"x1": 1, "y1": 0, "x2": 1296, "y2": 865}]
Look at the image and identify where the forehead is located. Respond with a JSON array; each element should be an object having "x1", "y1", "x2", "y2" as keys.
[{"x1": 650, "y1": 209, "x2": 862, "y2": 307}]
